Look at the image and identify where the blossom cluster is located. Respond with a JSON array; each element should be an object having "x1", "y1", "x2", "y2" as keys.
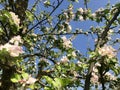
[
  {"x1": 0, "y1": 36, "x2": 23, "y2": 57},
  {"x1": 76, "y1": 8, "x2": 89, "y2": 21},
  {"x1": 91, "y1": 72, "x2": 99, "y2": 84},
  {"x1": 9, "y1": 12, "x2": 20, "y2": 26},
  {"x1": 63, "y1": 5, "x2": 74, "y2": 22},
  {"x1": 98, "y1": 45, "x2": 117, "y2": 58},
  {"x1": 19, "y1": 75, "x2": 37, "y2": 85},
  {"x1": 104, "y1": 72, "x2": 117, "y2": 81},
  {"x1": 61, "y1": 36, "x2": 72, "y2": 49},
  {"x1": 90, "y1": 62, "x2": 101, "y2": 84},
  {"x1": 60, "y1": 56, "x2": 69, "y2": 63}
]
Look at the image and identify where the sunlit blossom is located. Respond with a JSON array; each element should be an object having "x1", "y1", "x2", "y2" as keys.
[
  {"x1": 79, "y1": 16, "x2": 84, "y2": 21},
  {"x1": 26, "y1": 76, "x2": 37, "y2": 84},
  {"x1": 92, "y1": 13, "x2": 96, "y2": 18},
  {"x1": 105, "y1": 72, "x2": 117, "y2": 81},
  {"x1": 60, "y1": 56, "x2": 69, "y2": 63},
  {"x1": 0, "y1": 36, "x2": 23, "y2": 57},
  {"x1": 9, "y1": 12, "x2": 20, "y2": 26},
  {"x1": 72, "y1": 51, "x2": 76, "y2": 57},
  {"x1": 98, "y1": 45, "x2": 117, "y2": 58},
  {"x1": 66, "y1": 24, "x2": 72, "y2": 32},
  {"x1": 91, "y1": 73, "x2": 99, "y2": 84},
  {"x1": 61, "y1": 36, "x2": 72, "y2": 48},
  {"x1": 19, "y1": 75, "x2": 37, "y2": 85},
  {"x1": 78, "y1": 8, "x2": 84, "y2": 14},
  {"x1": 4, "y1": 43, "x2": 23, "y2": 57},
  {"x1": 9, "y1": 35, "x2": 22, "y2": 45}
]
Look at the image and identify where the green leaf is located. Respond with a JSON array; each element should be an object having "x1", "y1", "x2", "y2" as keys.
[
  {"x1": 53, "y1": 78, "x2": 62, "y2": 88},
  {"x1": 11, "y1": 73, "x2": 21, "y2": 83},
  {"x1": 43, "y1": 76, "x2": 54, "y2": 85},
  {"x1": 44, "y1": 87, "x2": 52, "y2": 90},
  {"x1": 11, "y1": 78, "x2": 18, "y2": 83},
  {"x1": 25, "y1": 10, "x2": 34, "y2": 22},
  {"x1": 21, "y1": 72, "x2": 29, "y2": 79}
]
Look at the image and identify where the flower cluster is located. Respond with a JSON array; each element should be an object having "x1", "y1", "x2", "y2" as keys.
[
  {"x1": 63, "y1": 22, "x2": 72, "y2": 33},
  {"x1": 76, "y1": 8, "x2": 89, "y2": 21},
  {"x1": 61, "y1": 36, "x2": 72, "y2": 49},
  {"x1": 19, "y1": 75, "x2": 37, "y2": 85},
  {"x1": 91, "y1": 72, "x2": 99, "y2": 84},
  {"x1": 104, "y1": 72, "x2": 117, "y2": 81},
  {"x1": 0, "y1": 36, "x2": 23, "y2": 57},
  {"x1": 9, "y1": 12, "x2": 20, "y2": 26},
  {"x1": 63, "y1": 5, "x2": 74, "y2": 22},
  {"x1": 60, "y1": 56, "x2": 69, "y2": 63},
  {"x1": 91, "y1": 62, "x2": 101, "y2": 84},
  {"x1": 9, "y1": 35, "x2": 22, "y2": 45},
  {"x1": 58, "y1": 22, "x2": 72, "y2": 33},
  {"x1": 98, "y1": 45, "x2": 117, "y2": 58}
]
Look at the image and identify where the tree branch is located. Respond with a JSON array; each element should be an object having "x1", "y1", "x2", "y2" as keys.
[
  {"x1": 24, "y1": 0, "x2": 64, "y2": 35},
  {"x1": 84, "y1": 7, "x2": 120, "y2": 90}
]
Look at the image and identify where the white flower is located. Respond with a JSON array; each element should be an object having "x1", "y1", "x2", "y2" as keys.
[
  {"x1": 66, "y1": 24, "x2": 72, "y2": 32},
  {"x1": 108, "y1": 29, "x2": 114, "y2": 35},
  {"x1": 77, "y1": 61, "x2": 82, "y2": 65},
  {"x1": 92, "y1": 13, "x2": 96, "y2": 18},
  {"x1": 78, "y1": 8, "x2": 84, "y2": 14},
  {"x1": 95, "y1": 62, "x2": 101, "y2": 67},
  {"x1": 0, "y1": 36, "x2": 24, "y2": 57},
  {"x1": 9, "y1": 35, "x2": 22, "y2": 45},
  {"x1": 19, "y1": 75, "x2": 37, "y2": 85},
  {"x1": 60, "y1": 56, "x2": 69, "y2": 63},
  {"x1": 98, "y1": 45, "x2": 117, "y2": 58},
  {"x1": 96, "y1": 8, "x2": 104, "y2": 13},
  {"x1": 0, "y1": 45, "x2": 4, "y2": 50},
  {"x1": 72, "y1": 51, "x2": 76, "y2": 57},
  {"x1": 31, "y1": 33, "x2": 37, "y2": 37},
  {"x1": 93, "y1": 67, "x2": 98, "y2": 73},
  {"x1": 91, "y1": 73, "x2": 99, "y2": 84},
  {"x1": 4, "y1": 43, "x2": 23, "y2": 57},
  {"x1": 26, "y1": 76, "x2": 37, "y2": 84},
  {"x1": 105, "y1": 72, "x2": 117, "y2": 80},
  {"x1": 79, "y1": 16, "x2": 84, "y2": 21},
  {"x1": 61, "y1": 36, "x2": 72, "y2": 48},
  {"x1": 9, "y1": 12, "x2": 20, "y2": 26},
  {"x1": 63, "y1": 12, "x2": 69, "y2": 19}
]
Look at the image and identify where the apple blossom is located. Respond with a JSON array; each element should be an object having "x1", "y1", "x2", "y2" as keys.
[
  {"x1": 26, "y1": 76, "x2": 37, "y2": 84},
  {"x1": 91, "y1": 72, "x2": 99, "y2": 84},
  {"x1": 72, "y1": 51, "x2": 76, "y2": 57},
  {"x1": 9, "y1": 35, "x2": 22, "y2": 45},
  {"x1": 98, "y1": 45, "x2": 117, "y2": 58},
  {"x1": 19, "y1": 75, "x2": 37, "y2": 85},
  {"x1": 4, "y1": 43, "x2": 24, "y2": 57},
  {"x1": 61, "y1": 36, "x2": 72, "y2": 48},
  {"x1": 9, "y1": 12, "x2": 20, "y2": 26},
  {"x1": 60, "y1": 56, "x2": 69, "y2": 63},
  {"x1": 105, "y1": 72, "x2": 117, "y2": 81},
  {"x1": 78, "y1": 8, "x2": 84, "y2": 14}
]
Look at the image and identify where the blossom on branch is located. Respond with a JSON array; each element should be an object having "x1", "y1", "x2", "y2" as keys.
[
  {"x1": 91, "y1": 72, "x2": 99, "y2": 84},
  {"x1": 98, "y1": 45, "x2": 117, "y2": 58},
  {"x1": 9, "y1": 12, "x2": 20, "y2": 26},
  {"x1": 5, "y1": 44, "x2": 23, "y2": 57},
  {"x1": 0, "y1": 36, "x2": 23, "y2": 57},
  {"x1": 19, "y1": 75, "x2": 37, "y2": 85},
  {"x1": 60, "y1": 56, "x2": 69, "y2": 63},
  {"x1": 104, "y1": 72, "x2": 117, "y2": 81},
  {"x1": 9, "y1": 35, "x2": 23, "y2": 45},
  {"x1": 61, "y1": 36, "x2": 72, "y2": 49}
]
